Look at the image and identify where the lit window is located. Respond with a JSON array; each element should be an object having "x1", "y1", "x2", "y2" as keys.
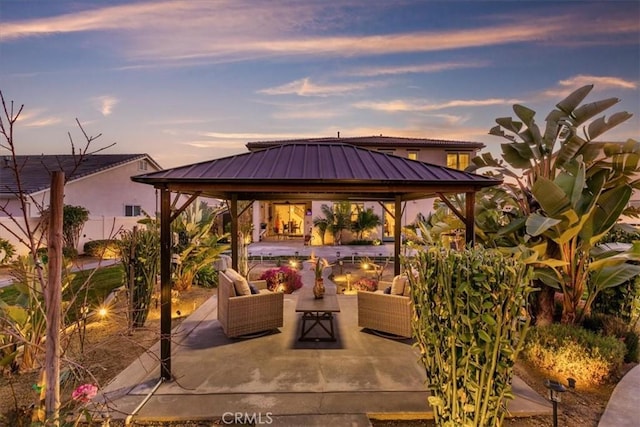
[
  {"x1": 125, "y1": 205, "x2": 141, "y2": 216},
  {"x1": 350, "y1": 203, "x2": 364, "y2": 221},
  {"x1": 446, "y1": 153, "x2": 471, "y2": 170},
  {"x1": 407, "y1": 151, "x2": 418, "y2": 160}
]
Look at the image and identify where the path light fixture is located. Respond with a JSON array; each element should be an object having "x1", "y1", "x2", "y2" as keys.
[
  {"x1": 544, "y1": 379, "x2": 566, "y2": 427},
  {"x1": 338, "y1": 259, "x2": 343, "y2": 275},
  {"x1": 346, "y1": 272, "x2": 352, "y2": 292}
]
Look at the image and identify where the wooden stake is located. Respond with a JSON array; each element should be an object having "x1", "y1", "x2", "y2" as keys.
[{"x1": 45, "y1": 171, "x2": 64, "y2": 424}]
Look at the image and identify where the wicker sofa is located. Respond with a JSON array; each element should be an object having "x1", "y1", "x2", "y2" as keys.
[
  {"x1": 357, "y1": 275, "x2": 413, "y2": 338},
  {"x1": 217, "y1": 268, "x2": 284, "y2": 338}
]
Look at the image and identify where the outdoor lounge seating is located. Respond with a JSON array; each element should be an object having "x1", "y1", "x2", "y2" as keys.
[
  {"x1": 217, "y1": 268, "x2": 284, "y2": 338},
  {"x1": 357, "y1": 275, "x2": 413, "y2": 338}
]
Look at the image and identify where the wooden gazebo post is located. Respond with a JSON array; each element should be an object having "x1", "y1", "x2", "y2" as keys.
[{"x1": 159, "y1": 186, "x2": 172, "y2": 380}]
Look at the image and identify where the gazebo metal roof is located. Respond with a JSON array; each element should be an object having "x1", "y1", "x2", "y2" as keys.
[
  {"x1": 132, "y1": 142, "x2": 499, "y2": 201},
  {"x1": 131, "y1": 142, "x2": 501, "y2": 380}
]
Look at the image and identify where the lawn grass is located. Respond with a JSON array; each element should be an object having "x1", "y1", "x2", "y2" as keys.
[{"x1": 0, "y1": 264, "x2": 125, "y2": 323}]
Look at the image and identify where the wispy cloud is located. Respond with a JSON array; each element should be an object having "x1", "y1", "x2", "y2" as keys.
[
  {"x1": 198, "y1": 131, "x2": 321, "y2": 141},
  {"x1": 2, "y1": 2, "x2": 637, "y2": 66},
  {"x1": 354, "y1": 98, "x2": 522, "y2": 113},
  {"x1": 258, "y1": 78, "x2": 382, "y2": 97},
  {"x1": 271, "y1": 110, "x2": 338, "y2": 120},
  {"x1": 15, "y1": 109, "x2": 62, "y2": 127},
  {"x1": 92, "y1": 95, "x2": 118, "y2": 116},
  {"x1": 559, "y1": 75, "x2": 637, "y2": 90},
  {"x1": 539, "y1": 74, "x2": 638, "y2": 99},
  {"x1": 346, "y1": 61, "x2": 490, "y2": 77}
]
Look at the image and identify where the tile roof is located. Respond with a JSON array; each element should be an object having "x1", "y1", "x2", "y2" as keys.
[{"x1": 0, "y1": 154, "x2": 155, "y2": 195}]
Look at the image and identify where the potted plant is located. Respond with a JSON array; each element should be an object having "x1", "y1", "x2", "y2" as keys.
[{"x1": 310, "y1": 256, "x2": 329, "y2": 298}]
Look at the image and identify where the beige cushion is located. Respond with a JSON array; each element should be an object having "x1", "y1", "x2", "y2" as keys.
[
  {"x1": 226, "y1": 269, "x2": 251, "y2": 296},
  {"x1": 403, "y1": 282, "x2": 411, "y2": 297},
  {"x1": 390, "y1": 275, "x2": 407, "y2": 295}
]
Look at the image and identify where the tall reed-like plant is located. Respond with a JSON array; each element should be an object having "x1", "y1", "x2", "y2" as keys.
[
  {"x1": 406, "y1": 247, "x2": 533, "y2": 427},
  {"x1": 119, "y1": 226, "x2": 159, "y2": 328}
]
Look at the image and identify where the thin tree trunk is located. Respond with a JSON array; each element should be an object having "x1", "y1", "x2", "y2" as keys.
[
  {"x1": 45, "y1": 171, "x2": 64, "y2": 424},
  {"x1": 532, "y1": 282, "x2": 555, "y2": 326}
]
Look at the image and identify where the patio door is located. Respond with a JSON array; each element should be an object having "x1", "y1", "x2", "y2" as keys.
[{"x1": 273, "y1": 203, "x2": 306, "y2": 236}]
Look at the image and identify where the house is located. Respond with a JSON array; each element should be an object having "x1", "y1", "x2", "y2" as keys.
[
  {"x1": 0, "y1": 153, "x2": 162, "y2": 255},
  {"x1": 244, "y1": 135, "x2": 485, "y2": 245}
]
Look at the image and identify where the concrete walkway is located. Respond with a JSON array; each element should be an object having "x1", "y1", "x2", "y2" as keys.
[
  {"x1": 598, "y1": 363, "x2": 640, "y2": 427},
  {"x1": 96, "y1": 250, "x2": 551, "y2": 425}
]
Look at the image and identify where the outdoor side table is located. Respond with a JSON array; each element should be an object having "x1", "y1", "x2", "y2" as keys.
[{"x1": 295, "y1": 292, "x2": 340, "y2": 341}]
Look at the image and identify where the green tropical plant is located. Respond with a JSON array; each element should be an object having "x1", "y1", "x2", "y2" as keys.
[
  {"x1": 351, "y1": 207, "x2": 382, "y2": 240},
  {"x1": 171, "y1": 201, "x2": 229, "y2": 291},
  {"x1": 312, "y1": 207, "x2": 331, "y2": 245},
  {"x1": 407, "y1": 246, "x2": 533, "y2": 427},
  {"x1": 119, "y1": 225, "x2": 160, "y2": 328},
  {"x1": 0, "y1": 256, "x2": 73, "y2": 372},
  {"x1": 330, "y1": 201, "x2": 352, "y2": 245},
  {"x1": 469, "y1": 84, "x2": 640, "y2": 324}
]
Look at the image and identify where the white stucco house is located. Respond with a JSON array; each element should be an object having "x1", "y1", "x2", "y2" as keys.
[{"x1": 0, "y1": 153, "x2": 162, "y2": 255}]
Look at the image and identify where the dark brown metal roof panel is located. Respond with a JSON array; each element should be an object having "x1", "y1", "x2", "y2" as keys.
[{"x1": 133, "y1": 143, "x2": 498, "y2": 186}]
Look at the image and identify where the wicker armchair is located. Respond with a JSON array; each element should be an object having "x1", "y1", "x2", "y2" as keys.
[
  {"x1": 357, "y1": 279, "x2": 413, "y2": 338},
  {"x1": 218, "y1": 268, "x2": 284, "y2": 338}
]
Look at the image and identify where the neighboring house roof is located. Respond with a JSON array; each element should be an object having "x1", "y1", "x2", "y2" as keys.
[
  {"x1": 246, "y1": 135, "x2": 485, "y2": 151},
  {"x1": 133, "y1": 142, "x2": 500, "y2": 201},
  {"x1": 0, "y1": 154, "x2": 160, "y2": 196}
]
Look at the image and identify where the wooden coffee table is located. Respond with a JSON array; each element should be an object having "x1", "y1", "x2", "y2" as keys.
[{"x1": 295, "y1": 292, "x2": 340, "y2": 341}]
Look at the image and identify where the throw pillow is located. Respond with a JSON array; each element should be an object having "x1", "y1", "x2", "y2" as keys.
[
  {"x1": 390, "y1": 275, "x2": 407, "y2": 295},
  {"x1": 384, "y1": 286, "x2": 391, "y2": 294},
  {"x1": 403, "y1": 282, "x2": 411, "y2": 297},
  {"x1": 226, "y1": 269, "x2": 251, "y2": 296},
  {"x1": 249, "y1": 283, "x2": 259, "y2": 295}
]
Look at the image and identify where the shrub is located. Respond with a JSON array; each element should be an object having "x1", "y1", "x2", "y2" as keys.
[
  {"x1": 592, "y1": 272, "x2": 639, "y2": 324},
  {"x1": 195, "y1": 264, "x2": 218, "y2": 288},
  {"x1": 523, "y1": 323, "x2": 626, "y2": 386},
  {"x1": 83, "y1": 239, "x2": 121, "y2": 258},
  {"x1": 407, "y1": 247, "x2": 533, "y2": 427},
  {"x1": 0, "y1": 238, "x2": 15, "y2": 265},
  {"x1": 259, "y1": 266, "x2": 303, "y2": 293},
  {"x1": 347, "y1": 239, "x2": 375, "y2": 246},
  {"x1": 352, "y1": 277, "x2": 377, "y2": 292},
  {"x1": 583, "y1": 313, "x2": 639, "y2": 363}
]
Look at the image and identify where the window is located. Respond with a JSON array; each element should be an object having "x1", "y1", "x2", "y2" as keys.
[
  {"x1": 446, "y1": 153, "x2": 470, "y2": 170},
  {"x1": 407, "y1": 150, "x2": 418, "y2": 160},
  {"x1": 125, "y1": 205, "x2": 141, "y2": 217},
  {"x1": 378, "y1": 149, "x2": 395, "y2": 155},
  {"x1": 350, "y1": 203, "x2": 364, "y2": 221},
  {"x1": 138, "y1": 160, "x2": 148, "y2": 171}
]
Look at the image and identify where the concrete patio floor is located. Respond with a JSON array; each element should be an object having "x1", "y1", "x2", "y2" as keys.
[{"x1": 97, "y1": 259, "x2": 551, "y2": 426}]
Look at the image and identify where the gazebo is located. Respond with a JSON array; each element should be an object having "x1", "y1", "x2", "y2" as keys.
[{"x1": 132, "y1": 142, "x2": 501, "y2": 379}]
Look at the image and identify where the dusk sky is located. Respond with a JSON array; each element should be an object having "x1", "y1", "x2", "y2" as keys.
[{"x1": 1, "y1": 1, "x2": 638, "y2": 168}]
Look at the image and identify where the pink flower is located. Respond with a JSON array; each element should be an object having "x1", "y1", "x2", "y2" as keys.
[{"x1": 72, "y1": 383, "x2": 98, "y2": 403}]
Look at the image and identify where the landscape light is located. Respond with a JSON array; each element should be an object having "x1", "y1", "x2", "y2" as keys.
[
  {"x1": 98, "y1": 307, "x2": 108, "y2": 318},
  {"x1": 544, "y1": 379, "x2": 566, "y2": 427}
]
